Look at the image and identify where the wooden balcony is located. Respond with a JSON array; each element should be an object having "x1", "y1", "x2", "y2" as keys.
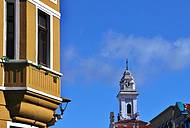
[{"x1": 4, "y1": 60, "x2": 61, "y2": 97}]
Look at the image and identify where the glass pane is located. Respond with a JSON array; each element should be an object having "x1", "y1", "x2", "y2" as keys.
[
  {"x1": 6, "y1": 2, "x2": 15, "y2": 59},
  {"x1": 39, "y1": 17, "x2": 46, "y2": 27},
  {"x1": 7, "y1": 3, "x2": 14, "y2": 17},
  {"x1": 8, "y1": 22, "x2": 14, "y2": 33},
  {"x1": 39, "y1": 13, "x2": 46, "y2": 28}
]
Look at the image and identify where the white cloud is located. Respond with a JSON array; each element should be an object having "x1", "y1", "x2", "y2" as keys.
[
  {"x1": 62, "y1": 46, "x2": 78, "y2": 62},
  {"x1": 102, "y1": 32, "x2": 190, "y2": 70},
  {"x1": 62, "y1": 31, "x2": 190, "y2": 85}
]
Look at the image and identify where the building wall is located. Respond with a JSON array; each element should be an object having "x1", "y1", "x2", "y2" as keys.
[
  {"x1": 0, "y1": 0, "x2": 62, "y2": 127},
  {"x1": 0, "y1": 121, "x2": 7, "y2": 128},
  {"x1": 0, "y1": 0, "x2": 61, "y2": 87},
  {"x1": 0, "y1": 1, "x2": 4, "y2": 57},
  {"x1": 20, "y1": 1, "x2": 27, "y2": 59},
  {"x1": 19, "y1": 0, "x2": 61, "y2": 70},
  {"x1": 40, "y1": 0, "x2": 60, "y2": 12},
  {"x1": 53, "y1": 16, "x2": 60, "y2": 72},
  {"x1": 0, "y1": 0, "x2": 61, "y2": 71},
  {"x1": 26, "y1": 1, "x2": 36, "y2": 63},
  {"x1": 0, "y1": 1, "x2": 4, "y2": 86},
  {"x1": 1, "y1": 0, "x2": 61, "y2": 90},
  {"x1": 25, "y1": 0, "x2": 61, "y2": 72},
  {"x1": 0, "y1": 91, "x2": 11, "y2": 121}
]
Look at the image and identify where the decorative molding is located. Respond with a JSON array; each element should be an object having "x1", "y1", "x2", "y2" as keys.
[
  {"x1": 27, "y1": 60, "x2": 62, "y2": 76},
  {"x1": 50, "y1": 0, "x2": 58, "y2": 4},
  {"x1": 0, "y1": 86, "x2": 63, "y2": 102},
  {"x1": 27, "y1": 87, "x2": 62, "y2": 101},
  {"x1": 4, "y1": 59, "x2": 63, "y2": 76},
  {"x1": 28, "y1": 0, "x2": 61, "y2": 19}
]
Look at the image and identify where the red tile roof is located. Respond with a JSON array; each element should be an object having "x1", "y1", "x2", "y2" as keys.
[
  {"x1": 114, "y1": 119, "x2": 151, "y2": 128},
  {"x1": 115, "y1": 125, "x2": 151, "y2": 128}
]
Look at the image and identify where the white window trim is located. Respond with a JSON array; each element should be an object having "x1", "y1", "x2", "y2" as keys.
[
  {"x1": 35, "y1": 6, "x2": 38, "y2": 67},
  {"x1": 50, "y1": 15, "x2": 53, "y2": 69},
  {"x1": 7, "y1": 121, "x2": 38, "y2": 128},
  {"x1": 50, "y1": 0, "x2": 58, "y2": 5},
  {"x1": 28, "y1": 0, "x2": 60, "y2": 19},
  {"x1": 36, "y1": 6, "x2": 54, "y2": 70},
  {"x1": 0, "y1": 86, "x2": 63, "y2": 102},
  {"x1": 15, "y1": 0, "x2": 20, "y2": 60}
]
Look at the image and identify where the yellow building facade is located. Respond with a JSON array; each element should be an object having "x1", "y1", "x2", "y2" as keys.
[{"x1": 0, "y1": 0, "x2": 66, "y2": 127}]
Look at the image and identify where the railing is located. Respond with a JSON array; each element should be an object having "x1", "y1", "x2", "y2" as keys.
[
  {"x1": 4, "y1": 60, "x2": 60, "y2": 97},
  {"x1": 26, "y1": 65, "x2": 60, "y2": 97}
]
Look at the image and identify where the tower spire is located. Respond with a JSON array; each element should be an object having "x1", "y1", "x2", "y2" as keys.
[{"x1": 126, "y1": 58, "x2": 128, "y2": 70}]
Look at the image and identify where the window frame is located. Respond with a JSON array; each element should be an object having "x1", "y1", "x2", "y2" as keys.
[
  {"x1": 6, "y1": 1, "x2": 15, "y2": 59},
  {"x1": 36, "y1": 7, "x2": 53, "y2": 69},
  {"x1": 4, "y1": 0, "x2": 20, "y2": 60},
  {"x1": 38, "y1": 9, "x2": 50, "y2": 67}
]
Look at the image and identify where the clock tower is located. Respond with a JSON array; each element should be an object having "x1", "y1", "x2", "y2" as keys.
[{"x1": 117, "y1": 60, "x2": 139, "y2": 119}]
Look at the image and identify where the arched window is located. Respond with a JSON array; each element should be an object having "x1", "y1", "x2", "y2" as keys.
[{"x1": 127, "y1": 104, "x2": 132, "y2": 115}]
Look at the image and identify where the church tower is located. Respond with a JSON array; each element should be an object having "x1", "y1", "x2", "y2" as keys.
[
  {"x1": 117, "y1": 60, "x2": 139, "y2": 120},
  {"x1": 109, "y1": 60, "x2": 149, "y2": 128}
]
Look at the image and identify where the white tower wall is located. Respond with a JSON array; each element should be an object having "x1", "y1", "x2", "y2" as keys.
[{"x1": 117, "y1": 69, "x2": 139, "y2": 120}]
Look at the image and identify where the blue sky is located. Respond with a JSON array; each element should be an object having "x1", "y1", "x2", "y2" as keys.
[{"x1": 52, "y1": 0, "x2": 190, "y2": 127}]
